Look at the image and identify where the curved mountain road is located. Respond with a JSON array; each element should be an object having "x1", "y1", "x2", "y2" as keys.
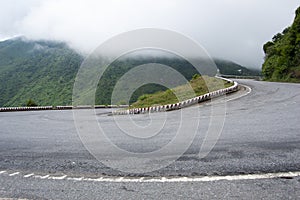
[{"x1": 0, "y1": 79, "x2": 300, "y2": 199}]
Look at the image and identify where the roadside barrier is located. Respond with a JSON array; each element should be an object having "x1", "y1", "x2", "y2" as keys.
[
  {"x1": 0, "y1": 106, "x2": 53, "y2": 112},
  {"x1": 113, "y1": 77, "x2": 239, "y2": 115},
  {"x1": 0, "y1": 105, "x2": 128, "y2": 112}
]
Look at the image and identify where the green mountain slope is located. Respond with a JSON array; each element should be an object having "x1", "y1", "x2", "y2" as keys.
[
  {"x1": 262, "y1": 7, "x2": 300, "y2": 82},
  {"x1": 0, "y1": 38, "x2": 83, "y2": 106},
  {"x1": 0, "y1": 37, "x2": 258, "y2": 107}
]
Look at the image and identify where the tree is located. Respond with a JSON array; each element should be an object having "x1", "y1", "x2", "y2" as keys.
[
  {"x1": 262, "y1": 6, "x2": 300, "y2": 82},
  {"x1": 272, "y1": 33, "x2": 283, "y2": 42},
  {"x1": 263, "y1": 41, "x2": 274, "y2": 54}
]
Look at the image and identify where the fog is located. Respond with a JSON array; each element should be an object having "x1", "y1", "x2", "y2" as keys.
[{"x1": 0, "y1": 0, "x2": 299, "y2": 69}]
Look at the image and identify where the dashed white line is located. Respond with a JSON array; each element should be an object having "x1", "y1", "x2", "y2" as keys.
[
  {"x1": 9, "y1": 172, "x2": 20, "y2": 176},
  {"x1": 1, "y1": 170, "x2": 300, "y2": 183},
  {"x1": 40, "y1": 175, "x2": 50, "y2": 179},
  {"x1": 33, "y1": 175, "x2": 45, "y2": 179},
  {"x1": 226, "y1": 84, "x2": 252, "y2": 102},
  {"x1": 84, "y1": 177, "x2": 103, "y2": 182},
  {"x1": 49, "y1": 175, "x2": 67, "y2": 180},
  {"x1": 139, "y1": 177, "x2": 144, "y2": 182},
  {"x1": 24, "y1": 173, "x2": 34, "y2": 178},
  {"x1": 116, "y1": 177, "x2": 124, "y2": 181},
  {"x1": 78, "y1": 171, "x2": 300, "y2": 183},
  {"x1": 67, "y1": 177, "x2": 84, "y2": 181}
]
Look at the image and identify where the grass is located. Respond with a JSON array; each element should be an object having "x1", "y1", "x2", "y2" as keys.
[{"x1": 130, "y1": 75, "x2": 233, "y2": 108}]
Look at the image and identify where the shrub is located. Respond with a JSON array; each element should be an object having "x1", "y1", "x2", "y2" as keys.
[{"x1": 26, "y1": 99, "x2": 38, "y2": 107}]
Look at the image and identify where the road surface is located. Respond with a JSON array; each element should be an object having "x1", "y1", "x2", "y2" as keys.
[{"x1": 0, "y1": 79, "x2": 300, "y2": 199}]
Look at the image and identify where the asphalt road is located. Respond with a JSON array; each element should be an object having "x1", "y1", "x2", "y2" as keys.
[{"x1": 0, "y1": 79, "x2": 300, "y2": 199}]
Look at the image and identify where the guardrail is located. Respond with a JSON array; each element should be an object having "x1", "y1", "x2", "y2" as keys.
[
  {"x1": 0, "y1": 105, "x2": 128, "y2": 112},
  {"x1": 0, "y1": 106, "x2": 54, "y2": 112},
  {"x1": 113, "y1": 77, "x2": 239, "y2": 115}
]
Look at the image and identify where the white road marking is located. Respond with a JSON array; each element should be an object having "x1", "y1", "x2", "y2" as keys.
[
  {"x1": 1, "y1": 171, "x2": 300, "y2": 183},
  {"x1": 116, "y1": 177, "x2": 124, "y2": 181},
  {"x1": 24, "y1": 173, "x2": 34, "y2": 178},
  {"x1": 226, "y1": 84, "x2": 252, "y2": 102},
  {"x1": 9, "y1": 172, "x2": 20, "y2": 176},
  {"x1": 66, "y1": 171, "x2": 300, "y2": 183},
  {"x1": 139, "y1": 177, "x2": 144, "y2": 181},
  {"x1": 48, "y1": 175, "x2": 67, "y2": 180},
  {"x1": 67, "y1": 177, "x2": 84, "y2": 181},
  {"x1": 96, "y1": 177, "x2": 104, "y2": 181},
  {"x1": 40, "y1": 175, "x2": 50, "y2": 179},
  {"x1": 33, "y1": 175, "x2": 44, "y2": 179},
  {"x1": 195, "y1": 84, "x2": 251, "y2": 110}
]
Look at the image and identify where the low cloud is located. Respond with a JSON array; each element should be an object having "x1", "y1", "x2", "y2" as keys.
[{"x1": 0, "y1": 0, "x2": 299, "y2": 68}]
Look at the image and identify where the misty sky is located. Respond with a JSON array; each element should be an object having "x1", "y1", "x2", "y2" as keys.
[{"x1": 0, "y1": 0, "x2": 299, "y2": 69}]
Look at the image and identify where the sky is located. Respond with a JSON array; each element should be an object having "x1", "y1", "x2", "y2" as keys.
[{"x1": 0, "y1": 0, "x2": 299, "y2": 69}]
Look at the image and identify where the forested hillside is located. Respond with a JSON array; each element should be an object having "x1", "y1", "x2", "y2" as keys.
[
  {"x1": 0, "y1": 38, "x2": 83, "y2": 106},
  {"x1": 262, "y1": 7, "x2": 300, "y2": 82},
  {"x1": 0, "y1": 37, "x2": 259, "y2": 106}
]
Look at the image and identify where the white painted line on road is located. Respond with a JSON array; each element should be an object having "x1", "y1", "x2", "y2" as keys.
[
  {"x1": 116, "y1": 177, "x2": 124, "y2": 181},
  {"x1": 48, "y1": 175, "x2": 67, "y2": 180},
  {"x1": 8, "y1": 172, "x2": 20, "y2": 176},
  {"x1": 226, "y1": 84, "x2": 252, "y2": 102},
  {"x1": 40, "y1": 175, "x2": 50, "y2": 179},
  {"x1": 1, "y1": 170, "x2": 300, "y2": 183},
  {"x1": 76, "y1": 171, "x2": 300, "y2": 182},
  {"x1": 96, "y1": 177, "x2": 104, "y2": 181},
  {"x1": 24, "y1": 173, "x2": 34, "y2": 178},
  {"x1": 33, "y1": 175, "x2": 45, "y2": 179},
  {"x1": 55, "y1": 171, "x2": 300, "y2": 183},
  {"x1": 84, "y1": 177, "x2": 104, "y2": 182},
  {"x1": 67, "y1": 177, "x2": 84, "y2": 181}
]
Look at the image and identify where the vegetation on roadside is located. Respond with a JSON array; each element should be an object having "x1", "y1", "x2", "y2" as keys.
[
  {"x1": 0, "y1": 37, "x2": 82, "y2": 107},
  {"x1": 26, "y1": 99, "x2": 38, "y2": 107},
  {"x1": 262, "y1": 6, "x2": 300, "y2": 82},
  {"x1": 130, "y1": 75, "x2": 233, "y2": 108}
]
